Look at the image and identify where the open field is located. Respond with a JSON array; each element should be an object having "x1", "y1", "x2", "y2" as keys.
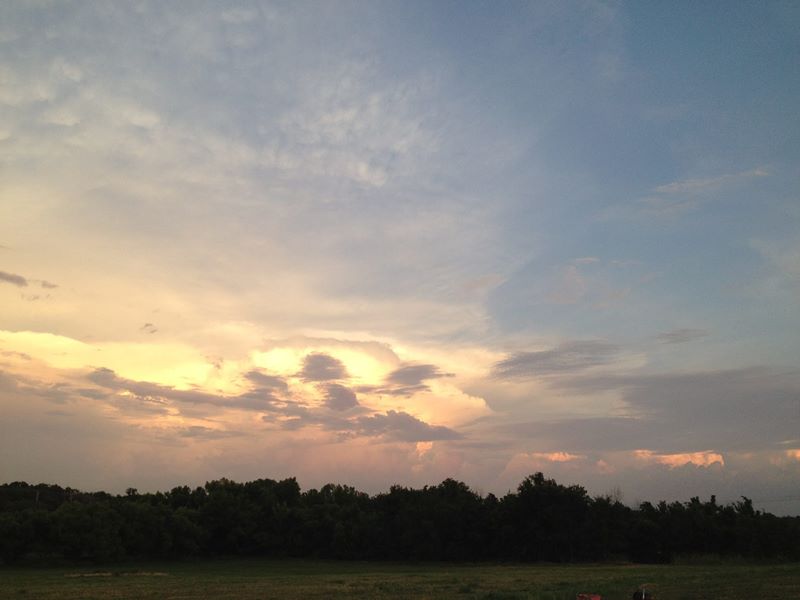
[{"x1": 1, "y1": 560, "x2": 798, "y2": 600}]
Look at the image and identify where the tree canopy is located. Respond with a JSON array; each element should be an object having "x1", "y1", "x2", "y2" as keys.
[{"x1": 1, "y1": 474, "x2": 797, "y2": 564}]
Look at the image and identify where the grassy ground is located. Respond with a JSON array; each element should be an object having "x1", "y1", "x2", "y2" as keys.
[{"x1": 1, "y1": 559, "x2": 797, "y2": 599}]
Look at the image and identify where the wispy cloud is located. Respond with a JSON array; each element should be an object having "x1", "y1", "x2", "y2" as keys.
[
  {"x1": 358, "y1": 363, "x2": 455, "y2": 397},
  {"x1": 635, "y1": 168, "x2": 770, "y2": 218},
  {"x1": 652, "y1": 168, "x2": 768, "y2": 195},
  {"x1": 493, "y1": 340, "x2": 620, "y2": 379},
  {"x1": 88, "y1": 367, "x2": 287, "y2": 413},
  {"x1": 0, "y1": 270, "x2": 27, "y2": 287},
  {"x1": 656, "y1": 328, "x2": 709, "y2": 344}
]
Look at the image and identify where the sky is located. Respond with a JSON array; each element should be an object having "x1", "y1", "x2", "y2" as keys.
[{"x1": 1, "y1": 1, "x2": 799, "y2": 514}]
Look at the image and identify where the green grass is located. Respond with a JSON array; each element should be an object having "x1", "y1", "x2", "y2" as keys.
[{"x1": 1, "y1": 560, "x2": 797, "y2": 599}]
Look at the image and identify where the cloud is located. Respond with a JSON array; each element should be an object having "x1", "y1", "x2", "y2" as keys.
[
  {"x1": 40, "y1": 280, "x2": 58, "y2": 289},
  {"x1": 493, "y1": 340, "x2": 620, "y2": 379},
  {"x1": 324, "y1": 383, "x2": 359, "y2": 411},
  {"x1": 751, "y1": 236, "x2": 800, "y2": 288},
  {"x1": 0, "y1": 270, "x2": 28, "y2": 287},
  {"x1": 354, "y1": 410, "x2": 462, "y2": 442},
  {"x1": 140, "y1": 323, "x2": 158, "y2": 334},
  {"x1": 532, "y1": 367, "x2": 800, "y2": 454},
  {"x1": 297, "y1": 353, "x2": 349, "y2": 382},
  {"x1": 0, "y1": 350, "x2": 32, "y2": 361},
  {"x1": 356, "y1": 364, "x2": 454, "y2": 396},
  {"x1": 652, "y1": 168, "x2": 768, "y2": 195},
  {"x1": 656, "y1": 328, "x2": 709, "y2": 344},
  {"x1": 88, "y1": 367, "x2": 283, "y2": 413},
  {"x1": 272, "y1": 402, "x2": 460, "y2": 442},
  {"x1": 0, "y1": 369, "x2": 81, "y2": 405},
  {"x1": 386, "y1": 363, "x2": 453, "y2": 386},
  {"x1": 634, "y1": 168, "x2": 770, "y2": 218},
  {"x1": 244, "y1": 370, "x2": 288, "y2": 393},
  {"x1": 633, "y1": 449, "x2": 724, "y2": 469},
  {"x1": 357, "y1": 363, "x2": 456, "y2": 396},
  {"x1": 174, "y1": 425, "x2": 243, "y2": 440}
]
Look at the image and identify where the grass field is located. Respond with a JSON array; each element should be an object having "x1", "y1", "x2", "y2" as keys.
[{"x1": 1, "y1": 560, "x2": 798, "y2": 599}]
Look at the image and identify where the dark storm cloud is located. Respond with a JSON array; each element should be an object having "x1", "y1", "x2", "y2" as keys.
[
  {"x1": 297, "y1": 353, "x2": 348, "y2": 382},
  {"x1": 0, "y1": 270, "x2": 28, "y2": 287},
  {"x1": 492, "y1": 340, "x2": 620, "y2": 379},
  {"x1": 324, "y1": 383, "x2": 359, "y2": 411},
  {"x1": 511, "y1": 367, "x2": 800, "y2": 454},
  {"x1": 656, "y1": 328, "x2": 709, "y2": 344},
  {"x1": 88, "y1": 367, "x2": 283, "y2": 412}
]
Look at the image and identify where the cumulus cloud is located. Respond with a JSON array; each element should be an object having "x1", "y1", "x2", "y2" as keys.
[
  {"x1": 297, "y1": 353, "x2": 348, "y2": 382},
  {"x1": 0, "y1": 270, "x2": 28, "y2": 287},
  {"x1": 324, "y1": 383, "x2": 359, "y2": 411},
  {"x1": 633, "y1": 449, "x2": 724, "y2": 469},
  {"x1": 493, "y1": 340, "x2": 620, "y2": 379}
]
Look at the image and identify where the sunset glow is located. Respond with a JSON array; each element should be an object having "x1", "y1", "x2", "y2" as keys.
[{"x1": 1, "y1": 1, "x2": 799, "y2": 514}]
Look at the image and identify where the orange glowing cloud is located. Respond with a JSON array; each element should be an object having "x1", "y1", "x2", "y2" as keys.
[
  {"x1": 500, "y1": 450, "x2": 586, "y2": 481},
  {"x1": 633, "y1": 449, "x2": 724, "y2": 468},
  {"x1": 529, "y1": 451, "x2": 584, "y2": 462}
]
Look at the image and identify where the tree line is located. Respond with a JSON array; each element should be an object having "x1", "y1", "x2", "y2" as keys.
[{"x1": 0, "y1": 473, "x2": 797, "y2": 564}]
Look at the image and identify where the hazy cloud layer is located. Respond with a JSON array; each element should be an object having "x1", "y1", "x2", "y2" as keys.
[{"x1": 539, "y1": 367, "x2": 800, "y2": 453}]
